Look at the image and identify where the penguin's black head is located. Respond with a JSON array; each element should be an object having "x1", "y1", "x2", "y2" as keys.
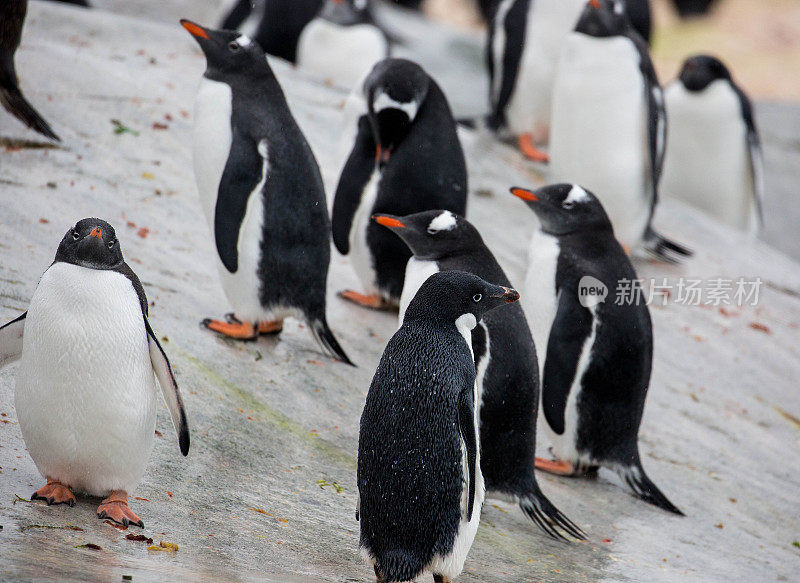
[
  {"x1": 55, "y1": 218, "x2": 124, "y2": 270},
  {"x1": 511, "y1": 184, "x2": 613, "y2": 236},
  {"x1": 575, "y1": 0, "x2": 630, "y2": 38},
  {"x1": 180, "y1": 20, "x2": 267, "y2": 79},
  {"x1": 321, "y1": 0, "x2": 372, "y2": 26},
  {"x1": 372, "y1": 210, "x2": 483, "y2": 261},
  {"x1": 679, "y1": 55, "x2": 732, "y2": 92},
  {"x1": 363, "y1": 58, "x2": 430, "y2": 166},
  {"x1": 403, "y1": 271, "x2": 519, "y2": 328}
]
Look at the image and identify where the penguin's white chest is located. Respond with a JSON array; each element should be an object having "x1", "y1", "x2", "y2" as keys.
[
  {"x1": 398, "y1": 258, "x2": 440, "y2": 325},
  {"x1": 297, "y1": 20, "x2": 388, "y2": 89},
  {"x1": 349, "y1": 169, "x2": 381, "y2": 295},
  {"x1": 521, "y1": 230, "x2": 560, "y2": 377},
  {"x1": 661, "y1": 81, "x2": 756, "y2": 232},
  {"x1": 15, "y1": 263, "x2": 157, "y2": 496},
  {"x1": 549, "y1": 34, "x2": 651, "y2": 249}
]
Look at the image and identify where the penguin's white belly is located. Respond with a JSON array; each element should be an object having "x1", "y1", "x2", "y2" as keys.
[
  {"x1": 397, "y1": 258, "x2": 440, "y2": 325},
  {"x1": 297, "y1": 20, "x2": 388, "y2": 89},
  {"x1": 549, "y1": 35, "x2": 651, "y2": 249},
  {"x1": 15, "y1": 264, "x2": 157, "y2": 496},
  {"x1": 661, "y1": 81, "x2": 756, "y2": 233},
  {"x1": 349, "y1": 170, "x2": 381, "y2": 295},
  {"x1": 521, "y1": 231, "x2": 560, "y2": 378}
]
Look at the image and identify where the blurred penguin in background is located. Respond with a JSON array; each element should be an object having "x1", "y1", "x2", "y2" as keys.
[{"x1": 671, "y1": 0, "x2": 718, "y2": 18}]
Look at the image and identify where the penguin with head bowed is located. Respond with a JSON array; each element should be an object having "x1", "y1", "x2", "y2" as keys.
[
  {"x1": 0, "y1": 219, "x2": 189, "y2": 527},
  {"x1": 182, "y1": 20, "x2": 353, "y2": 365},
  {"x1": 511, "y1": 184, "x2": 683, "y2": 515},
  {"x1": 0, "y1": 0, "x2": 60, "y2": 141},
  {"x1": 661, "y1": 55, "x2": 763, "y2": 235},
  {"x1": 296, "y1": 0, "x2": 390, "y2": 89},
  {"x1": 332, "y1": 58, "x2": 467, "y2": 311},
  {"x1": 358, "y1": 271, "x2": 519, "y2": 583},
  {"x1": 548, "y1": 0, "x2": 691, "y2": 262},
  {"x1": 373, "y1": 210, "x2": 584, "y2": 540}
]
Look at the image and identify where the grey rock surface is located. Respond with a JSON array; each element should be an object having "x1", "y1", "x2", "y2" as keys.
[{"x1": 0, "y1": 2, "x2": 799, "y2": 582}]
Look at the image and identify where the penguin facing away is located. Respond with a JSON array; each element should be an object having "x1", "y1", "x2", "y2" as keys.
[
  {"x1": 661, "y1": 55, "x2": 763, "y2": 235},
  {"x1": 358, "y1": 271, "x2": 520, "y2": 583},
  {"x1": 182, "y1": 20, "x2": 352, "y2": 365},
  {"x1": 0, "y1": 219, "x2": 189, "y2": 527},
  {"x1": 331, "y1": 58, "x2": 467, "y2": 310},
  {"x1": 373, "y1": 210, "x2": 584, "y2": 540},
  {"x1": 0, "y1": 0, "x2": 60, "y2": 141},
  {"x1": 511, "y1": 184, "x2": 683, "y2": 515},
  {"x1": 296, "y1": 0, "x2": 390, "y2": 89},
  {"x1": 548, "y1": 0, "x2": 692, "y2": 262}
]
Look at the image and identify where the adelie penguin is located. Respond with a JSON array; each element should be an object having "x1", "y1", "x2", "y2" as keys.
[
  {"x1": 182, "y1": 20, "x2": 353, "y2": 365},
  {"x1": 0, "y1": 219, "x2": 189, "y2": 527},
  {"x1": 0, "y1": 0, "x2": 60, "y2": 141},
  {"x1": 661, "y1": 55, "x2": 763, "y2": 235},
  {"x1": 373, "y1": 210, "x2": 584, "y2": 540},
  {"x1": 358, "y1": 271, "x2": 520, "y2": 583},
  {"x1": 511, "y1": 184, "x2": 683, "y2": 515},
  {"x1": 296, "y1": 0, "x2": 390, "y2": 89},
  {"x1": 332, "y1": 58, "x2": 467, "y2": 310},
  {"x1": 548, "y1": 0, "x2": 691, "y2": 262}
]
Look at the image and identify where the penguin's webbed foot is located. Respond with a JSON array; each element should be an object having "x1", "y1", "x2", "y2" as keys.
[
  {"x1": 257, "y1": 319, "x2": 284, "y2": 335},
  {"x1": 535, "y1": 457, "x2": 581, "y2": 476},
  {"x1": 338, "y1": 290, "x2": 392, "y2": 310},
  {"x1": 97, "y1": 490, "x2": 144, "y2": 528},
  {"x1": 201, "y1": 318, "x2": 258, "y2": 340},
  {"x1": 518, "y1": 133, "x2": 550, "y2": 163},
  {"x1": 31, "y1": 480, "x2": 76, "y2": 507},
  {"x1": 433, "y1": 575, "x2": 452, "y2": 583}
]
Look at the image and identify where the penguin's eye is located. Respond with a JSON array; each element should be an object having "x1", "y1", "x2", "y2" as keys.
[
  {"x1": 473, "y1": 293, "x2": 482, "y2": 303},
  {"x1": 228, "y1": 42, "x2": 240, "y2": 52},
  {"x1": 427, "y1": 227, "x2": 437, "y2": 235},
  {"x1": 72, "y1": 231, "x2": 80, "y2": 240},
  {"x1": 107, "y1": 239, "x2": 115, "y2": 248},
  {"x1": 562, "y1": 201, "x2": 575, "y2": 210}
]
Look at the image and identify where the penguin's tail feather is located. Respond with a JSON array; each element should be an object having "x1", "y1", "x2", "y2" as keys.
[
  {"x1": 617, "y1": 462, "x2": 684, "y2": 515},
  {"x1": 519, "y1": 486, "x2": 586, "y2": 541},
  {"x1": 377, "y1": 549, "x2": 424, "y2": 583},
  {"x1": 642, "y1": 227, "x2": 693, "y2": 264},
  {"x1": 310, "y1": 318, "x2": 355, "y2": 366},
  {"x1": 0, "y1": 85, "x2": 60, "y2": 142}
]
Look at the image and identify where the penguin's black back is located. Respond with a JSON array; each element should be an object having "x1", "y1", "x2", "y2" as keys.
[{"x1": 255, "y1": 0, "x2": 324, "y2": 62}]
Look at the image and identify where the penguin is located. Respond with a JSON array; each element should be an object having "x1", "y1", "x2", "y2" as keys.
[
  {"x1": 296, "y1": 0, "x2": 390, "y2": 89},
  {"x1": 331, "y1": 58, "x2": 467, "y2": 310},
  {"x1": 358, "y1": 270, "x2": 520, "y2": 583},
  {"x1": 548, "y1": 0, "x2": 691, "y2": 262},
  {"x1": 0, "y1": 0, "x2": 60, "y2": 141},
  {"x1": 511, "y1": 184, "x2": 683, "y2": 515},
  {"x1": 373, "y1": 210, "x2": 584, "y2": 540},
  {"x1": 0, "y1": 219, "x2": 190, "y2": 527},
  {"x1": 670, "y1": 0, "x2": 717, "y2": 18},
  {"x1": 182, "y1": 20, "x2": 353, "y2": 365},
  {"x1": 661, "y1": 55, "x2": 763, "y2": 235}
]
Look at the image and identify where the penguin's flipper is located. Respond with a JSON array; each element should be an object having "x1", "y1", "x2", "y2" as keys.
[
  {"x1": 457, "y1": 386, "x2": 477, "y2": 522},
  {"x1": 542, "y1": 291, "x2": 593, "y2": 435},
  {"x1": 145, "y1": 319, "x2": 190, "y2": 456},
  {"x1": 617, "y1": 460, "x2": 684, "y2": 515},
  {"x1": 734, "y1": 83, "x2": 765, "y2": 229},
  {"x1": 332, "y1": 115, "x2": 377, "y2": 255},
  {"x1": 642, "y1": 227, "x2": 693, "y2": 264},
  {"x1": 518, "y1": 484, "x2": 586, "y2": 541},
  {"x1": 0, "y1": 84, "x2": 61, "y2": 142},
  {"x1": 0, "y1": 311, "x2": 26, "y2": 368},
  {"x1": 310, "y1": 318, "x2": 355, "y2": 366}
]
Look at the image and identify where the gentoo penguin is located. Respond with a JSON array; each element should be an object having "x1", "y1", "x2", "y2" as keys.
[
  {"x1": 182, "y1": 20, "x2": 353, "y2": 365},
  {"x1": 296, "y1": 0, "x2": 389, "y2": 89},
  {"x1": 670, "y1": 0, "x2": 717, "y2": 18},
  {"x1": 511, "y1": 184, "x2": 683, "y2": 515},
  {"x1": 358, "y1": 271, "x2": 519, "y2": 583},
  {"x1": 548, "y1": 0, "x2": 691, "y2": 262},
  {"x1": 332, "y1": 58, "x2": 467, "y2": 310},
  {"x1": 0, "y1": 219, "x2": 189, "y2": 527},
  {"x1": 0, "y1": 0, "x2": 60, "y2": 141},
  {"x1": 661, "y1": 55, "x2": 763, "y2": 235},
  {"x1": 373, "y1": 210, "x2": 583, "y2": 540}
]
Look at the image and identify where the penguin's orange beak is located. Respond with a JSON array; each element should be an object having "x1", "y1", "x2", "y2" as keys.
[
  {"x1": 588, "y1": 0, "x2": 601, "y2": 8},
  {"x1": 181, "y1": 19, "x2": 210, "y2": 39},
  {"x1": 372, "y1": 215, "x2": 406, "y2": 229},
  {"x1": 89, "y1": 227, "x2": 103, "y2": 239},
  {"x1": 510, "y1": 187, "x2": 538, "y2": 202}
]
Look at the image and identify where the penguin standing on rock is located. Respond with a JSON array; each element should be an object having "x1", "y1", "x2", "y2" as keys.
[
  {"x1": 358, "y1": 271, "x2": 520, "y2": 583},
  {"x1": 512, "y1": 184, "x2": 683, "y2": 515},
  {"x1": 548, "y1": 0, "x2": 691, "y2": 262},
  {"x1": 332, "y1": 58, "x2": 467, "y2": 310},
  {"x1": 373, "y1": 210, "x2": 583, "y2": 540},
  {"x1": 0, "y1": 0, "x2": 60, "y2": 141},
  {"x1": 661, "y1": 55, "x2": 763, "y2": 235},
  {"x1": 182, "y1": 20, "x2": 352, "y2": 365},
  {"x1": 0, "y1": 219, "x2": 189, "y2": 527}
]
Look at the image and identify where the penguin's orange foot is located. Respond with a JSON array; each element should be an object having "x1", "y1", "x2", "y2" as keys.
[
  {"x1": 433, "y1": 575, "x2": 453, "y2": 583},
  {"x1": 31, "y1": 480, "x2": 76, "y2": 507},
  {"x1": 97, "y1": 491, "x2": 143, "y2": 528},
  {"x1": 257, "y1": 319, "x2": 284, "y2": 335},
  {"x1": 338, "y1": 290, "x2": 389, "y2": 310},
  {"x1": 201, "y1": 318, "x2": 258, "y2": 340},
  {"x1": 535, "y1": 457, "x2": 578, "y2": 476},
  {"x1": 518, "y1": 133, "x2": 550, "y2": 163}
]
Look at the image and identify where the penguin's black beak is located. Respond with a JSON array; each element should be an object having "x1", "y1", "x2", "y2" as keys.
[
  {"x1": 490, "y1": 286, "x2": 520, "y2": 304},
  {"x1": 372, "y1": 215, "x2": 406, "y2": 229}
]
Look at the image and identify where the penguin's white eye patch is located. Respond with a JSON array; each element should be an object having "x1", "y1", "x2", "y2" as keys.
[
  {"x1": 373, "y1": 91, "x2": 419, "y2": 121},
  {"x1": 354, "y1": 0, "x2": 367, "y2": 9},
  {"x1": 427, "y1": 211, "x2": 457, "y2": 234},
  {"x1": 473, "y1": 293, "x2": 482, "y2": 302},
  {"x1": 563, "y1": 185, "x2": 589, "y2": 207}
]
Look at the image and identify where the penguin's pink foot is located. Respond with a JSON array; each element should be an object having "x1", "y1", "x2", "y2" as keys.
[
  {"x1": 535, "y1": 457, "x2": 579, "y2": 476},
  {"x1": 338, "y1": 290, "x2": 390, "y2": 310},
  {"x1": 97, "y1": 490, "x2": 143, "y2": 528},
  {"x1": 201, "y1": 318, "x2": 258, "y2": 340},
  {"x1": 518, "y1": 133, "x2": 550, "y2": 163},
  {"x1": 257, "y1": 319, "x2": 284, "y2": 335},
  {"x1": 31, "y1": 480, "x2": 76, "y2": 507}
]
